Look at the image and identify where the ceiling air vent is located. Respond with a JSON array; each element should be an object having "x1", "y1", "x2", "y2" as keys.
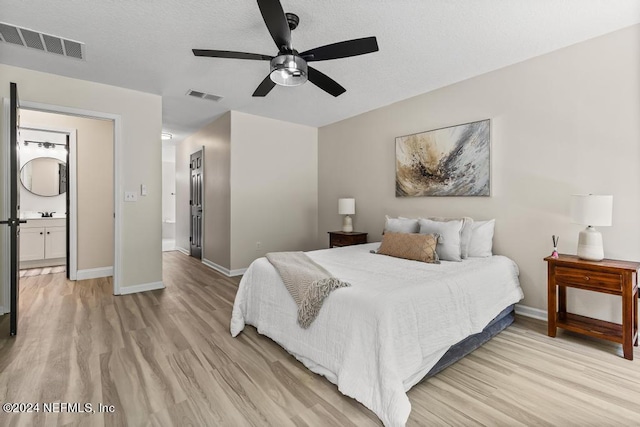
[
  {"x1": 186, "y1": 89, "x2": 223, "y2": 102},
  {"x1": 0, "y1": 22, "x2": 85, "y2": 60}
]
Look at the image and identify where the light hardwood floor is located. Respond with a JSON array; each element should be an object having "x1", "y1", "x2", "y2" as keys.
[{"x1": 1, "y1": 251, "x2": 640, "y2": 426}]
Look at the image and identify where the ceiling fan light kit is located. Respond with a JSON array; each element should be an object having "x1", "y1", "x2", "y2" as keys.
[
  {"x1": 270, "y1": 54, "x2": 307, "y2": 86},
  {"x1": 192, "y1": 0, "x2": 378, "y2": 97}
]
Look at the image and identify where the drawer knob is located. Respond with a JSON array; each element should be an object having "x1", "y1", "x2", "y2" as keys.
[{"x1": 584, "y1": 276, "x2": 590, "y2": 281}]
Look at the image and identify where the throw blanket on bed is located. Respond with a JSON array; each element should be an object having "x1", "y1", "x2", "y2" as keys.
[{"x1": 265, "y1": 251, "x2": 350, "y2": 328}]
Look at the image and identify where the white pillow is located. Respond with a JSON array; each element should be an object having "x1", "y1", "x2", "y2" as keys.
[
  {"x1": 418, "y1": 218, "x2": 464, "y2": 262},
  {"x1": 468, "y1": 219, "x2": 495, "y2": 257},
  {"x1": 383, "y1": 215, "x2": 419, "y2": 234},
  {"x1": 427, "y1": 217, "x2": 474, "y2": 259}
]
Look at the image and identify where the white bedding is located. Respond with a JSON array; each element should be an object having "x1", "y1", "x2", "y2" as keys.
[{"x1": 231, "y1": 243, "x2": 523, "y2": 426}]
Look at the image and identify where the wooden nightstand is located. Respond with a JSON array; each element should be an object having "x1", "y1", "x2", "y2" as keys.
[
  {"x1": 545, "y1": 254, "x2": 640, "y2": 360},
  {"x1": 328, "y1": 231, "x2": 367, "y2": 248}
]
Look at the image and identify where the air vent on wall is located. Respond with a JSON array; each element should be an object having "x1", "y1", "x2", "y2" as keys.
[
  {"x1": 0, "y1": 22, "x2": 85, "y2": 60},
  {"x1": 186, "y1": 89, "x2": 223, "y2": 102}
]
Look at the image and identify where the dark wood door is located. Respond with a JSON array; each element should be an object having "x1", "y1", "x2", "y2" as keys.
[
  {"x1": 189, "y1": 150, "x2": 203, "y2": 259},
  {"x1": 2, "y1": 82, "x2": 23, "y2": 336}
]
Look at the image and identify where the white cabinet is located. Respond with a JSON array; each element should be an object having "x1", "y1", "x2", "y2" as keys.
[
  {"x1": 20, "y1": 218, "x2": 66, "y2": 268},
  {"x1": 20, "y1": 227, "x2": 46, "y2": 261},
  {"x1": 45, "y1": 227, "x2": 66, "y2": 259}
]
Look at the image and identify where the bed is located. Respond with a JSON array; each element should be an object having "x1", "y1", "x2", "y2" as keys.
[{"x1": 231, "y1": 242, "x2": 523, "y2": 426}]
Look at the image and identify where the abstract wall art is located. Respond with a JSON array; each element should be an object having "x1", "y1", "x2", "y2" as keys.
[{"x1": 395, "y1": 119, "x2": 490, "y2": 197}]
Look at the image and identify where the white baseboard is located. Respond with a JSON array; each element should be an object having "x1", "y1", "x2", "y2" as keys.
[
  {"x1": 202, "y1": 259, "x2": 247, "y2": 277},
  {"x1": 20, "y1": 258, "x2": 65, "y2": 269},
  {"x1": 230, "y1": 268, "x2": 247, "y2": 277},
  {"x1": 118, "y1": 281, "x2": 165, "y2": 295},
  {"x1": 515, "y1": 304, "x2": 547, "y2": 321},
  {"x1": 202, "y1": 258, "x2": 231, "y2": 276},
  {"x1": 177, "y1": 247, "x2": 190, "y2": 256},
  {"x1": 162, "y1": 240, "x2": 176, "y2": 252},
  {"x1": 0, "y1": 306, "x2": 5, "y2": 315},
  {"x1": 76, "y1": 266, "x2": 114, "y2": 281}
]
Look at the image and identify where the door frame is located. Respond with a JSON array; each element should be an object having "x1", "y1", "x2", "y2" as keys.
[
  {"x1": 1, "y1": 98, "x2": 122, "y2": 301},
  {"x1": 18, "y1": 123, "x2": 78, "y2": 279}
]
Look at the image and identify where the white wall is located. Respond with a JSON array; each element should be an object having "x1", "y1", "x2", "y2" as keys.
[
  {"x1": 161, "y1": 142, "x2": 177, "y2": 241},
  {"x1": 162, "y1": 161, "x2": 176, "y2": 223},
  {"x1": 230, "y1": 111, "x2": 318, "y2": 271},
  {"x1": 18, "y1": 129, "x2": 67, "y2": 216},
  {"x1": 318, "y1": 24, "x2": 640, "y2": 323},
  {"x1": 0, "y1": 64, "x2": 162, "y2": 301}
]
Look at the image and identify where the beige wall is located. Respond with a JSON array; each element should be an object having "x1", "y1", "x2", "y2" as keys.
[
  {"x1": 175, "y1": 111, "x2": 318, "y2": 273},
  {"x1": 176, "y1": 112, "x2": 231, "y2": 269},
  {"x1": 230, "y1": 111, "x2": 318, "y2": 271},
  {"x1": 318, "y1": 24, "x2": 640, "y2": 323},
  {"x1": 21, "y1": 110, "x2": 114, "y2": 271},
  {"x1": 0, "y1": 64, "x2": 162, "y2": 302}
]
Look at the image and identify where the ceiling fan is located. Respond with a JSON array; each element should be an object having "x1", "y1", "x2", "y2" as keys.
[{"x1": 192, "y1": 0, "x2": 379, "y2": 97}]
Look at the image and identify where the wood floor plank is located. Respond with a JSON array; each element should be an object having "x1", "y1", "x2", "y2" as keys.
[
  {"x1": 167, "y1": 348, "x2": 250, "y2": 426},
  {"x1": 2, "y1": 250, "x2": 640, "y2": 426}
]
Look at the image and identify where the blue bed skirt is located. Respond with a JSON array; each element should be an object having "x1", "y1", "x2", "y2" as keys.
[{"x1": 423, "y1": 304, "x2": 515, "y2": 380}]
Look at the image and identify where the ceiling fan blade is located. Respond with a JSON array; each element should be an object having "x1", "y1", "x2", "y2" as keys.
[
  {"x1": 307, "y1": 67, "x2": 346, "y2": 97},
  {"x1": 252, "y1": 75, "x2": 276, "y2": 97},
  {"x1": 192, "y1": 49, "x2": 272, "y2": 61},
  {"x1": 300, "y1": 36, "x2": 379, "y2": 62},
  {"x1": 257, "y1": 0, "x2": 291, "y2": 51}
]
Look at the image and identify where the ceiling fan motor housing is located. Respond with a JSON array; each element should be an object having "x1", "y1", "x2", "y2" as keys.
[{"x1": 270, "y1": 54, "x2": 308, "y2": 86}]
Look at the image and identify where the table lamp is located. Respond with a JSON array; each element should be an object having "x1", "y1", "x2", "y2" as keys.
[
  {"x1": 570, "y1": 194, "x2": 613, "y2": 261},
  {"x1": 338, "y1": 198, "x2": 355, "y2": 232}
]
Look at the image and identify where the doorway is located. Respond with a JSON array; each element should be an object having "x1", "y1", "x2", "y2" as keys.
[
  {"x1": 18, "y1": 109, "x2": 115, "y2": 282},
  {"x1": 189, "y1": 149, "x2": 203, "y2": 259},
  {"x1": 2, "y1": 87, "x2": 122, "y2": 337},
  {"x1": 17, "y1": 126, "x2": 74, "y2": 278}
]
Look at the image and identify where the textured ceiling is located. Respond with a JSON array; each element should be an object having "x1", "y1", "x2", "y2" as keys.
[{"x1": 1, "y1": 0, "x2": 639, "y2": 145}]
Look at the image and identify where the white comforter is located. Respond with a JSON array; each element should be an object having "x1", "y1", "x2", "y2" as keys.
[{"x1": 231, "y1": 243, "x2": 523, "y2": 426}]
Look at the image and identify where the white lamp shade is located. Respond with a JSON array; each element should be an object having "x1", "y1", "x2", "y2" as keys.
[
  {"x1": 570, "y1": 195, "x2": 613, "y2": 226},
  {"x1": 338, "y1": 198, "x2": 355, "y2": 215}
]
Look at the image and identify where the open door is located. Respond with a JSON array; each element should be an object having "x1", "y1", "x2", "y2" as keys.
[{"x1": 1, "y1": 82, "x2": 24, "y2": 336}]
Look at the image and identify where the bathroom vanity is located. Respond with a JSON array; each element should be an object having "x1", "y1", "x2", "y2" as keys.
[{"x1": 20, "y1": 218, "x2": 66, "y2": 268}]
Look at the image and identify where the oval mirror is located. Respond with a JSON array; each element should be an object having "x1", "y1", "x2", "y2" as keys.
[{"x1": 20, "y1": 157, "x2": 67, "y2": 197}]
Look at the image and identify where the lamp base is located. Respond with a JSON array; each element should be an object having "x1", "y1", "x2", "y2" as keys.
[
  {"x1": 342, "y1": 215, "x2": 353, "y2": 232},
  {"x1": 577, "y1": 226, "x2": 604, "y2": 261}
]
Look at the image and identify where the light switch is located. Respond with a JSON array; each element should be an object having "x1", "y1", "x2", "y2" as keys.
[
  {"x1": 124, "y1": 191, "x2": 137, "y2": 202},
  {"x1": 141, "y1": 184, "x2": 148, "y2": 196}
]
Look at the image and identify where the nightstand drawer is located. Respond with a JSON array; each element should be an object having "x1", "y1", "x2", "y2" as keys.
[
  {"x1": 328, "y1": 231, "x2": 368, "y2": 248},
  {"x1": 555, "y1": 266, "x2": 622, "y2": 291}
]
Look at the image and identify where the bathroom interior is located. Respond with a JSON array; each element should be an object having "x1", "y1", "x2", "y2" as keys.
[{"x1": 18, "y1": 128, "x2": 68, "y2": 273}]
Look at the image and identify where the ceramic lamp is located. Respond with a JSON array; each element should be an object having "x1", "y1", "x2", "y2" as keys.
[
  {"x1": 570, "y1": 194, "x2": 613, "y2": 261},
  {"x1": 338, "y1": 198, "x2": 355, "y2": 232}
]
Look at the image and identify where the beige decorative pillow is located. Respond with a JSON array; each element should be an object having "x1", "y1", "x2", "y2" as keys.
[{"x1": 377, "y1": 232, "x2": 440, "y2": 264}]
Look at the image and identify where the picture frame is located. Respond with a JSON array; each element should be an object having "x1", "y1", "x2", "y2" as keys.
[{"x1": 395, "y1": 119, "x2": 491, "y2": 197}]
